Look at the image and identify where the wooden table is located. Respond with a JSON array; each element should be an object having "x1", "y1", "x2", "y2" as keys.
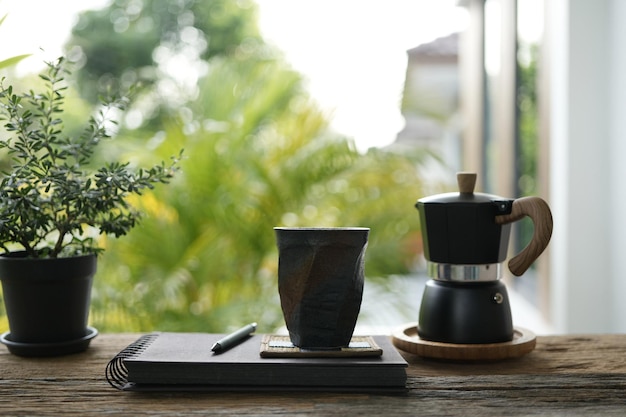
[{"x1": 1, "y1": 333, "x2": 626, "y2": 416}]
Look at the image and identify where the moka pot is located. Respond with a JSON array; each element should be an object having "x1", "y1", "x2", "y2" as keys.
[{"x1": 415, "y1": 173, "x2": 553, "y2": 344}]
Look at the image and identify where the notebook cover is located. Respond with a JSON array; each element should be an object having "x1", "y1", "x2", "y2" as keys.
[{"x1": 106, "y1": 332, "x2": 407, "y2": 392}]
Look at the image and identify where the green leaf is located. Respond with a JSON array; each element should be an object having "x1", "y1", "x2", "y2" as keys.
[{"x1": 0, "y1": 54, "x2": 31, "y2": 70}]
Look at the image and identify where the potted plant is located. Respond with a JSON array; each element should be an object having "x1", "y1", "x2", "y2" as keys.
[{"x1": 0, "y1": 57, "x2": 180, "y2": 356}]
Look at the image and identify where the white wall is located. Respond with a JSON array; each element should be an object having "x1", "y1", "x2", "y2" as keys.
[
  {"x1": 549, "y1": 0, "x2": 626, "y2": 333},
  {"x1": 608, "y1": 0, "x2": 626, "y2": 333}
]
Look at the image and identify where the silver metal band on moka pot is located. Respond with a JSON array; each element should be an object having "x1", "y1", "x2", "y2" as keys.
[{"x1": 427, "y1": 262, "x2": 502, "y2": 282}]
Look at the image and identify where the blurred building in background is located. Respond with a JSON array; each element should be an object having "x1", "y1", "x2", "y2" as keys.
[{"x1": 390, "y1": 33, "x2": 461, "y2": 184}]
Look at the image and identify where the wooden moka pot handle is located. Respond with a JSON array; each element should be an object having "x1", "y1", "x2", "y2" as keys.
[{"x1": 495, "y1": 197, "x2": 553, "y2": 276}]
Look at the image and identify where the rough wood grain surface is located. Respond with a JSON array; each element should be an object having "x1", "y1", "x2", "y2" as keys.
[{"x1": 1, "y1": 333, "x2": 626, "y2": 416}]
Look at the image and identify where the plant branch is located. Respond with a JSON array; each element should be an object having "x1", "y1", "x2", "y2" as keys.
[{"x1": 0, "y1": 57, "x2": 180, "y2": 258}]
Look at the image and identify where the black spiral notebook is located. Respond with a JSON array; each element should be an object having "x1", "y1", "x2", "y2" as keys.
[{"x1": 105, "y1": 332, "x2": 408, "y2": 393}]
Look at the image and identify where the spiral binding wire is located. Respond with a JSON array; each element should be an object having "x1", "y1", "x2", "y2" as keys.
[{"x1": 105, "y1": 333, "x2": 159, "y2": 390}]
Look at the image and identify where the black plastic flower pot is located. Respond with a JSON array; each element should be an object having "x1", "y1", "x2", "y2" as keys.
[{"x1": 0, "y1": 252, "x2": 98, "y2": 356}]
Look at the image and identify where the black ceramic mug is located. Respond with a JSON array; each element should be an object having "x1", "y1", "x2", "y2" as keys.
[{"x1": 274, "y1": 227, "x2": 369, "y2": 350}]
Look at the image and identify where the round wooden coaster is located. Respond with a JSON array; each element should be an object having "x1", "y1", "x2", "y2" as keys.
[{"x1": 391, "y1": 323, "x2": 536, "y2": 361}]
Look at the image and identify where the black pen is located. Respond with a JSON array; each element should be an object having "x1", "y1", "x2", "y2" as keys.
[{"x1": 211, "y1": 322, "x2": 257, "y2": 353}]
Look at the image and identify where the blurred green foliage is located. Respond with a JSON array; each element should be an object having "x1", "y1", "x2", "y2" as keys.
[
  {"x1": 90, "y1": 55, "x2": 427, "y2": 333},
  {"x1": 0, "y1": 1, "x2": 430, "y2": 334},
  {"x1": 515, "y1": 44, "x2": 539, "y2": 253},
  {"x1": 69, "y1": 0, "x2": 261, "y2": 108}
]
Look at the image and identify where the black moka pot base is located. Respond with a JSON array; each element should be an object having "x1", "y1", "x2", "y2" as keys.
[
  {"x1": 417, "y1": 280, "x2": 515, "y2": 344},
  {"x1": 391, "y1": 323, "x2": 536, "y2": 361}
]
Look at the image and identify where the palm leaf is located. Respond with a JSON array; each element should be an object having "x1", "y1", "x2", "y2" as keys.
[{"x1": 0, "y1": 54, "x2": 31, "y2": 69}]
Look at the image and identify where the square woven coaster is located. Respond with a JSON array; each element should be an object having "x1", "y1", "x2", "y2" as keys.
[{"x1": 260, "y1": 335, "x2": 383, "y2": 358}]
